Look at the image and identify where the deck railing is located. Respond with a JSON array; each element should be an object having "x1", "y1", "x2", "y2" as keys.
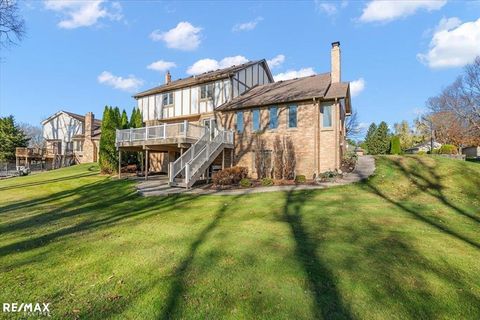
[{"x1": 115, "y1": 121, "x2": 204, "y2": 145}]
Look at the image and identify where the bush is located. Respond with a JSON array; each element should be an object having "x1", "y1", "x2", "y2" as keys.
[
  {"x1": 240, "y1": 178, "x2": 252, "y2": 188},
  {"x1": 212, "y1": 166, "x2": 248, "y2": 186},
  {"x1": 261, "y1": 178, "x2": 274, "y2": 186},
  {"x1": 417, "y1": 150, "x2": 426, "y2": 155},
  {"x1": 294, "y1": 175, "x2": 306, "y2": 184},
  {"x1": 389, "y1": 136, "x2": 402, "y2": 155},
  {"x1": 318, "y1": 170, "x2": 342, "y2": 182},
  {"x1": 341, "y1": 152, "x2": 358, "y2": 172},
  {"x1": 438, "y1": 144, "x2": 458, "y2": 155}
]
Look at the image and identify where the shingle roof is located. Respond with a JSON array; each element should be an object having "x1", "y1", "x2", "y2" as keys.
[
  {"x1": 217, "y1": 73, "x2": 352, "y2": 111},
  {"x1": 63, "y1": 111, "x2": 102, "y2": 128},
  {"x1": 134, "y1": 60, "x2": 271, "y2": 98}
]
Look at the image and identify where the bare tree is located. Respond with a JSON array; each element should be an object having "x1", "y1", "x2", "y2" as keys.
[
  {"x1": 0, "y1": 0, "x2": 26, "y2": 48},
  {"x1": 345, "y1": 110, "x2": 363, "y2": 139},
  {"x1": 283, "y1": 137, "x2": 296, "y2": 180},
  {"x1": 428, "y1": 57, "x2": 480, "y2": 146},
  {"x1": 19, "y1": 122, "x2": 44, "y2": 148},
  {"x1": 273, "y1": 136, "x2": 283, "y2": 179}
]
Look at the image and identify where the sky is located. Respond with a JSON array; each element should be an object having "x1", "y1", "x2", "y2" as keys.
[{"x1": 1, "y1": 0, "x2": 480, "y2": 135}]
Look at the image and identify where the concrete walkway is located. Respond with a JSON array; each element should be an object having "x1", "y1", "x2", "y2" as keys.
[{"x1": 137, "y1": 155, "x2": 375, "y2": 197}]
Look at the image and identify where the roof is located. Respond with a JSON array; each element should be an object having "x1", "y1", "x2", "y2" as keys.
[
  {"x1": 216, "y1": 73, "x2": 351, "y2": 112},
  {"x1": 41, "y1": 111, "x2": 102, "y2": 139},
  {"x1": 134, "y1": 60, "x2": 273, "y2": 98}
]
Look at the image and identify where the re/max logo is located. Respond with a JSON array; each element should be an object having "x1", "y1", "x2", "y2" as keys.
[{"x1": 2, "y1": 302, "x2": 50, "y2": 315}]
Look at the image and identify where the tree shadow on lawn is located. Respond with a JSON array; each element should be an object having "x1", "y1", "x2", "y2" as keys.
[
  {"x1": 158, "y1": 193, "x2": 248, "y2": 319},
  {"x1": 281, "y1": 189, "x2": 353, "y2": 320},
  {"x1": 389, "y1": 156, "x2": 480, "y2": 224},
  {"x1": 0, "y1": 179, "x2": 200, "y2": 259},
  {"x1": 339, "y1": 219, "x2": 480, "y2": 319},
  {"x1": 364, "y1": 157, "x2": 480, "y2": 251}
]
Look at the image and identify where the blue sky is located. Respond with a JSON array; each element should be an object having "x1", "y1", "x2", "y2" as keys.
[{"x1": 1, "y1": 0, "x2": 480, "y2": 135}]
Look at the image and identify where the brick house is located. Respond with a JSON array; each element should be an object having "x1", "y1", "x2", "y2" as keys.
[
  {"x1": 15, "y1": 111, "x2": 101, "y2": 169},
  {"x1": 116, "y1": 42, "x2": 352, "y2": 187}
]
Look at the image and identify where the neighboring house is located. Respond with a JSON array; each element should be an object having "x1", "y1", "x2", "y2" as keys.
[
  {"x1": 405, "y1": 141, "x2": 442, "y2": 154},
  {"x1": 462, "y1": 146, "x2": 480, "y2": 159},
  {"x1": 15, "y1": 111, "x2": 101, "y2": 169},
  {"x1": 116, "y1": 42, "x2": 352, "y2": 187}
]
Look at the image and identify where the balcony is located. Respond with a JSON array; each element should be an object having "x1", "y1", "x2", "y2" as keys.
[{"x1": 115, "y1": 122, "x2": 205, "y2": 148}]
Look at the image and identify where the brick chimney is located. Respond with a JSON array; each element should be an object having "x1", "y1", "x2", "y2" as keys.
[
  {"x1": 331, "y1": 41, "x2": 341, "y2": 83},
  {"x1": 85, "y1": 112, "x2": 94, "y2": 139},
  {"x1": 165, "y1": 71, "x2": 171, "y2": 84}
]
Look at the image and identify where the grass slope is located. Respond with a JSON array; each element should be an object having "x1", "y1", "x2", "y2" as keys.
[{"x1": 0, "y1": 156, "x2": 479, "y2": 319}]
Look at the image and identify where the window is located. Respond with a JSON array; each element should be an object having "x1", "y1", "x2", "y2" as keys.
[
  {"x1": 269, "y1": 106, "x2": 278, "y2": 129},
  {"x1": 163, "y1": 92, "x2": 174, "y2": 106},
  {"x1": 252, "y1": 109, "x2": 260, "y2": 132},
  {"x1": 288, "y1": 105, "x2": 297, "y2": 128},
  {"x1": 322, "y1": 104, "x2": 332, "y2": 128},
  {"x1": 200, "y1": 83, "x2": 214, "y2": 100},
  {"x1": 74, "y1": 140, "x2": 84, "y2": 152},
  {"x1": 236, "y1": 111, "x2": 244, "y2": 133}
]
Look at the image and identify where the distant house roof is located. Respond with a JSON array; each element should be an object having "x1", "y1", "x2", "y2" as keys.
[
  {"x1": 133, "y1": 60, "x2": 273, "y2": 99},
  {"x1": 216, "y1": 73, "x2": 351, "y2": 112}
]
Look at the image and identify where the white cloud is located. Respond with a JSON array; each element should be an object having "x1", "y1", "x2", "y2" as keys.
[
  {"x1": 350, "y1": 78, "x2": 365, "y2": 97},
  {"x1": 44, "y1": 0, "x2": 122, "y2": 29},
  {"x1": 273, "y1": 68, "x2": 315, "y2": 81},
  {"x1": 97, "y1": 71, "x2": 143, "y2": 92},
  {"x1": 315, "y1": 1, "x2": 337, "y2": 15},
  {"x1": 147, "y1": 60, "x2": 176, "y2": 72},
  {"x1": 187, "y1": 56, "x2": 249, "y2": 75},
  {"x1": 232, "y1": 17, "x2": 263, "y2": 32},
  {"x1": 417, "y1": 17, "x2": 480, "y2": 68},
  {"x1": 150, "y1": 22, "x2": 202, "y2": 51},
  {"x1": 359, "y1": 0, "x2": 446, "y2": 23},
  {"x1": 267, "y1": 54, "x2": 285, "y2": 68}
]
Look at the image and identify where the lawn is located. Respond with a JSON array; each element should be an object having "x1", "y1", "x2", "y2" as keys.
[{"x1": 0, "y1": 156, "x2": 479, "y2": 319}]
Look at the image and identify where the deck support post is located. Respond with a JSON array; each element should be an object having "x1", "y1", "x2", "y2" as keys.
[
  {"x1": 230, "y1": 148, "x2": 234, "y2": 167},
  {"x1": 118, "y1": 150, "x2": 122, "y2": 179},
  {"x1": 222, "y1": 149, "x2": 225, "y2": 170},
  {"x1": 145, "y1": 149, "x2": 149, "y2": 181}
]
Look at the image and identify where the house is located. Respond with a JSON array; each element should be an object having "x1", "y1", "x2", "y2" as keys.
[
  {"x1": 15, "y1": 111, "x2": 101, "y2": 169},
  {"x1": 405, "y1": 141, "x2": 442, "y2": 154},
  {"x1": 462, "y1": 146, "x2": 480, "y2": 159},
  {"x1": 116, "y1": 42, "x2": 352, "y2": 187}
]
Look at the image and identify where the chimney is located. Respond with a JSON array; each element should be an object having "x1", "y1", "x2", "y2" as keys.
[
  {"x1": 85, "y1": 112, "x2": 94, "y2": 140},
  {"x1": 331, "y1": 41, "x2": 341, "y2": 83},
  {"x1": 165, "y1": 71, "x2": 171, "y2": 84}
]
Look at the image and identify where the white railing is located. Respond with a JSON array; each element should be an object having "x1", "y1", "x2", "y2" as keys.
[
  {"x1": 170, "y1": 127, "x2": 210, "y2": 181},
  {"x1": 115, "y1": 121, "x2": 204, "y2": 144},
  {"x1": 182, "y1": 129, "x2": 234, "y2": 187}
]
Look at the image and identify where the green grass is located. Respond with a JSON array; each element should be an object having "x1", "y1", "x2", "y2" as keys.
[{"x1": 0, "y1": 156, "x2": 479, "y2": 319}]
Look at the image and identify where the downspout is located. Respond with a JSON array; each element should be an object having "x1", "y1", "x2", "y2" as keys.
[
  {"x1": 313, "y1": 97, "x2": 320, "y2": 176},
  {"x1": 335, "y1": 97, "x2": 339, "y2": 170}
]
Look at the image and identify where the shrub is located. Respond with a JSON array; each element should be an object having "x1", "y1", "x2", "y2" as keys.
[
  {"x1": 294, "y1": 175, "x2": 306, "y2": 184},
  {"x1": 261, "y1": 178, "x2": 274, "y2": 186},
  {"x1": 341, "y1": 152, "x2": 358, "y2": 172},
  {"x1": 417, "y1": 150, "x2": 426, "y2": 155},
  {"x1": 438, "y1": 144, "x2": 458, "y2": 155},
  {"x1": 389, "y1": 136, "x2": 402, "y2": 155},
  {"x1": 212, "y1": 166, "x2": 248, "y2": 186},
  {"x1": 240, "y1": 178, "x2": 252, "y2": 188},
  {"x1": 318, "y1": 170, "x2": 342, "y2": 182}
]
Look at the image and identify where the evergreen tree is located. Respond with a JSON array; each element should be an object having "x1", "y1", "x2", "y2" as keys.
[
  {"x1": 0, "y1": 115, "x2": 29, "y2": 162},
  {"x1": 113, "y1": 107, "x2": 122, "y2": 129},
  {"x1": 375, "y1": 121, "x2": 391, "y2": 154},
  {"x1": 389, "y1": 136, "x2": 402, "y2": 154},
  {"x1": 365, "y1": 123, "x2": 377, "y2": 154},
  {"x1": 130, "y1": 107, "x2": 143, "y2": 128},
  {"x1": 120, "y1": 110, "x2": 129, "y2": 129},
  {"x1": 99, "y1": 106, "x2": 118, "y2": 174}
]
